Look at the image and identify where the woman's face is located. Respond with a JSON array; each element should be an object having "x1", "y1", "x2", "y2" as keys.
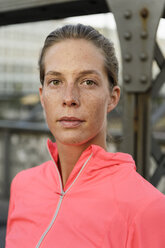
[{"x1": 40, "y1": 39, "x2": 120, "y2": 147}]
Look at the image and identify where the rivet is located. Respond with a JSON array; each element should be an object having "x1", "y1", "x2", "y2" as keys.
[
  {"x1": 124, "y1": 53, "x2": 132, "y2": 62},
  {"x1": 140, "y1": 8, "x2": 149, "y2": 19},
  {"x1": 140, "y1": 52, "x2": 148, "y2": 61},
  {"x1": 140, "y1": 75, "x2": 148, "y2": 84},
  {"x1": 124, "y1": 31, "x2": 132, "y2": 40},
  {"x1": 124, "y1": 10, "x2": 132, "y2": 19},
  {"x1": 140, "y1": 30, "x2": 148, "y2": 39},
  {"x1": 124, "y1": 74, "x2": 131, "y2": 83}
]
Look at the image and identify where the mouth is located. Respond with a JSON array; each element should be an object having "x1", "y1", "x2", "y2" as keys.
[{"x1": 58, "y1": 116, "x2": 85, "y2": 128}]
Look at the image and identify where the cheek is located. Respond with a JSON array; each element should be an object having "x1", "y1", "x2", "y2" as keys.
[
  {"x1": 43, "y1": 88, "x2": 61, "y2": 106},
  {"x1": 84, "y1": 92, "x2": 108, "y2": 125},
  {"x1": 42, "y1": 91, "x2": 59, "y2": 119}
]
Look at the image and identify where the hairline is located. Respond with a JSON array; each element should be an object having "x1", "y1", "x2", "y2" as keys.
[{"x1": 40, "y1": 37, "x2": 112, "y2": 89}]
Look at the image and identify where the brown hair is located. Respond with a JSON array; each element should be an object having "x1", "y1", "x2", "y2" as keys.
[{"x1": 38, "y1": 24, "x2": 119, "y2": 87}]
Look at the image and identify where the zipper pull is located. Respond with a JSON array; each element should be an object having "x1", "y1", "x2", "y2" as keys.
[
  {"x1": 56, "y1": 191, "x2": 65, "y2": 197},
  {"x1": 61, "y1": 190, "x2": 65, "y2": 198}
]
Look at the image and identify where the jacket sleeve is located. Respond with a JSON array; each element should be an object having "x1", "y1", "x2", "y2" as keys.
[{"x1": 127, "y1": 195, "x2": 165, "y2": 248}]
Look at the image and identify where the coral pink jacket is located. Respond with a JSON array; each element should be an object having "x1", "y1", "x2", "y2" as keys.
[{"x1": 6, "y1": 140, "x2": 165, "y2": 247}]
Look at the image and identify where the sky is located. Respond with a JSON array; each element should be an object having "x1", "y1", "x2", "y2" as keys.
[{"x1": 66, "y1": 13, "x2": 165, "y2": 39}]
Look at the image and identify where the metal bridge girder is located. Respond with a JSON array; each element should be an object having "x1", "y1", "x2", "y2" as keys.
[
  {"x1": 106, "y1": 0, "x2": 165, "y2": 178},
  {"x1": 106, "y1": 0, "x2": 165, "y2": 93}
]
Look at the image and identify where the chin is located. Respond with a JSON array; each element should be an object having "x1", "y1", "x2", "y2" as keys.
[
  {"x1": 54, "y1": 131, "x2": 100, "y2": 147},
  {"x1": 58, "y1": 137, "x2": 87, "y2": 146}
]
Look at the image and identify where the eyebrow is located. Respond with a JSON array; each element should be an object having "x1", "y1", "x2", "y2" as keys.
[
  {"x1": 76, "y1": 70, "x2": 101, "y2": 77},
  {"x1": 45, "y1": 71, "x2": 62, "y2": 77},
  {"x1": 45, "y1": 70, "x2": 102, "y2": 78}
]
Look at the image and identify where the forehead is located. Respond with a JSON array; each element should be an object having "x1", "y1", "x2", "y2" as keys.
[{"x1": 44, "y1": 39, "x2": 106, "y2": 75}]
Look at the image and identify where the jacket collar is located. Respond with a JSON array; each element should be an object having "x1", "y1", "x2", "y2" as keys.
[
  {"x1": 47, "y1": 138, "x2": 136, "y2": 172},
  {"x1": 47, "y1": 139, "x2": 136, "y2": 192}
]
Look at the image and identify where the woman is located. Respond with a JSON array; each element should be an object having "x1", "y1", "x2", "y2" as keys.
[{"x1": 6, "y1": 24, "x2": 165, "y2": 248}]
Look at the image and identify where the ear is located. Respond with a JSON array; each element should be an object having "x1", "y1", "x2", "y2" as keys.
[
  {"x1": 39, "y1": 86, "x2": 44, "y2": 108},
  {"x1": 107, "y1": 86, "x2": 120, "y2": 113}
]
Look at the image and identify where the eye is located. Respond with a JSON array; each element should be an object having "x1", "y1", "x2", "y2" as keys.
[
  {"x1": 82, "y1": 79, "x2": 96, "y2": 86},
  {"x1": 49, "y1": 79, "x2": 61, "y2": 85}
]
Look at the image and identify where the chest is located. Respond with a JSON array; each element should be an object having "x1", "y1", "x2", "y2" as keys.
[{"x1": 9, "y1": 184, "x2": 127, "y2": 248}]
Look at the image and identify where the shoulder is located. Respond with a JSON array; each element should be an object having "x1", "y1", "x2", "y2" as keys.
[
  {"x1": 111, "y1": 165, "x2": 165, "y2": 222},
  {"x1": 11, "y1": 160, "x2": 53, "y2": 191},
  {"x1": 113, "y1": 163, "x2": 163, "y2": 200}
]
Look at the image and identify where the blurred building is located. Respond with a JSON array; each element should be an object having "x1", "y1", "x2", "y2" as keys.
[
  {"x1": 0, "y1": 14, "x2": 120, "y2": 96},
  {"x1": 0, "y1": 20, "x2": 56, "y2": 95}
]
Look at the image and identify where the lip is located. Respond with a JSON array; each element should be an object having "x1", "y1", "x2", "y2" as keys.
[{"x1": 58, "y1": 116, "x2": 85, "y2": 128}]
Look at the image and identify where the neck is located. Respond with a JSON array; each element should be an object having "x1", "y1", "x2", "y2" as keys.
[{"x1": 56, "y1": 136, "x2": 107, "y2": 188}]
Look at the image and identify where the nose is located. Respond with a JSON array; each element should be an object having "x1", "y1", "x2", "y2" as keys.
[{"x1": 63, "y1": 84, "x2": 80, "y2": 107}]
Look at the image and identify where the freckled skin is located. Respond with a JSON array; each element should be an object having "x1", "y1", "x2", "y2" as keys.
[{"x1": 40, "y1": 39, "x2": 120, "y2": 147}]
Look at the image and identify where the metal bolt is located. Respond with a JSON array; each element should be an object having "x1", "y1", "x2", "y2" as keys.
[
  {"x1": 140, "y1": 8, "x2": 149, "y2": 19},
  {"x1": 124, "y1": 74, "x2": 131, "y2": 83},
  {"x1": 140, "y1": 30, "x2": 148, "y2": 39},
  {"x1": 124, "y1": 31, "x2": 132, "y2": 40},
  {"x1": 124, "y1": 53, "x2": 132, "y2": 62},
  {"x1": 124, "y1": 10, "x2": 132, "y2": 19},
  {"x1": 140, "y1": 75, "x2": 148, "y2": 84},
  {"x1": 140, "y1": 52, "x2": 148, "y2": 61}
]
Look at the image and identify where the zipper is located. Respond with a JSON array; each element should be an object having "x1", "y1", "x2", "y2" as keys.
[
  {"x1": 35, "y1": 191, "x2": 64, "y2": 248},
  {"x1": 35, "y1": 152, "x2": 93, "y2": 248}
]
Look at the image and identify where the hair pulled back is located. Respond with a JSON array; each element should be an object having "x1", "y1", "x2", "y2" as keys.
[{"x1": 38, "y1": 24, "x2": 119, "y2": 87}]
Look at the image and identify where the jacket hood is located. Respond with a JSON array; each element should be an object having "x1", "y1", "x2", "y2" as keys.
[{"x1": 47, "y1": 139, "x2": 136, "y2": 178}]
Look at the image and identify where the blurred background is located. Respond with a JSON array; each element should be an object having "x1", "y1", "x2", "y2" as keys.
[{"x1": 0, "y1": 0, "x2": 165, "y2": 247}]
